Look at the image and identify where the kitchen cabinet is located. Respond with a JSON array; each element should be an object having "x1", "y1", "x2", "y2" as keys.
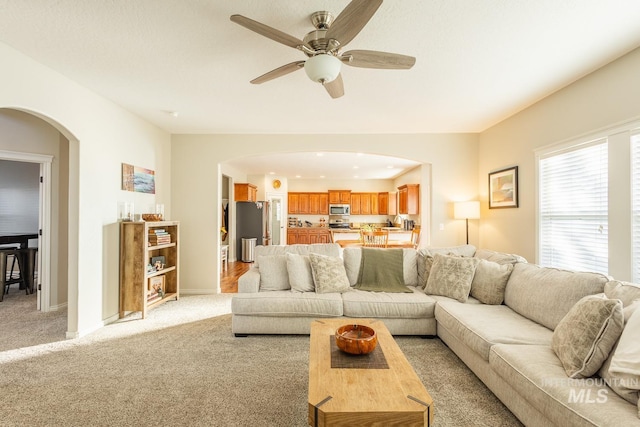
[
  {"x1": 288, "y1": 192, "x2": 328, "y2": 215},
  {"x1": 235, "y1": 183, "x2": 257, "y2": 202},
  {"x1": 398, "y1": 184, "x2": 420, "y2": 215},
  {"x1": 378, "y1": 192, "x2": 397, "y2": 215},
  {"x1": 350, "y1": 193, "x2": 378, "y2": 215},
  {"x1": 328, "y1": 190, "x2": 351, "y2": 204},
  {"x1": 287, "y1": 227, "x2": 330, "y2": 244}
]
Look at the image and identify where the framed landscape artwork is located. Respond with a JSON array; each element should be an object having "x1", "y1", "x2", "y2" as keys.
[
  {"x1": 489, "y1": 166, "x2": 519, "y2": 209},
  {"x1": 121, "y1": 163, "x2": 155, "y2": 194}
]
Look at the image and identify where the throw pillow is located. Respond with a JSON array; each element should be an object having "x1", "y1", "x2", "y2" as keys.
[
  {"x1": 470, "y1": 259, "x2": 514, "y2": 305},
  {"x1": 285, "y1": 253, "x2": 314, "y2": 292},
  {"x1": 424, "y1": 253, "x2": 480, "y2": 303},
  {"x1": 607, "y1": 306, "x2": 640, "y2": 404},
  {"x1": 309, "y1": 253, "x2": 350, "y2": 294},
  {"x1": 257, "y1": 255, "x2": 290, "y2": 291},
  {"x1": 551, "y1": 295, "x2": 624, "y2": 378}
]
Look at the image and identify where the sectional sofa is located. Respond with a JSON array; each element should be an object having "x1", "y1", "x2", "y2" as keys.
[{"x1": 231, "y1": 243, "x2": 640, "y2": 426}]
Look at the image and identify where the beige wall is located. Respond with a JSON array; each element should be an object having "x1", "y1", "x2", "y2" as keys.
[
  {"x1": 479, "y1": 46, "x2": 640, "y2": 274},
  {"x1": 171, "y1": 134, "x2": 478, "y2": 293}
]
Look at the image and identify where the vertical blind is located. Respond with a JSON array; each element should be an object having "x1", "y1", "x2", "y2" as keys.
[
  {"x1": 539, "y1": 140, "x2": 608, "y2": 274},
  {"x1": 632, "y1": 132, "x2": 640, "y2": 281}
]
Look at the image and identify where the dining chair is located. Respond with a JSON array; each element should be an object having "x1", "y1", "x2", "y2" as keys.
[
  {"x1": 361, "y1": 230, "x2": 389, "y2": 248},
  {"x1": 0, "y1": 247, "x2": 27, "y2": 302}
]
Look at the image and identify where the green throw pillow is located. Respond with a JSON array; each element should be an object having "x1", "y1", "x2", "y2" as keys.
[{"x1": 354, "y1": 248, "x2": 411, "y2": 293}]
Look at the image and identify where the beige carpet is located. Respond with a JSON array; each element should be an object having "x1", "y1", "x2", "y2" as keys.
[{"x1": 0, "y1": 292, "x2": 522, "y2": 426}]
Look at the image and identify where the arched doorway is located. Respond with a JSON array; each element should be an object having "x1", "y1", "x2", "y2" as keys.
[{"x1": 0, "y1": 107, "x2": 78, "y2": 339}]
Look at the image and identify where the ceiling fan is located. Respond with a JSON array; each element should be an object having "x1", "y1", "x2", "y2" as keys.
[{"x1": 230, "y1": 0, "x2": 416, "y2": 99}]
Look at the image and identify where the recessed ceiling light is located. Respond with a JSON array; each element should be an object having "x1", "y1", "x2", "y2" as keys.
[
  {"x1": 353, "y1": 166, "x2": 359, "y2": 169},
  {"x1": 320, "y1": 175, "x2": 325, "y2": 178},
  {"x1": 296, "y1": 175, "x2": 301, "y2": 178},
  {"x1": 316, "y1": 153, "x2": 324, "y2": 157},
  {"x1": 387, "y1": 165, "x2": 394, "y2": 169},
  {"x1": 269, "y1": 171, "x2": 276, "y2": 175},
  {"x1": 354, "y1": 175, "x2": 359, "y2": 178}
]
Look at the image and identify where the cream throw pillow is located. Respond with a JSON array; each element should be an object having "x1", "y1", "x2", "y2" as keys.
[
  {"x1": 552, "y1": 295, "x2": 624, "y2": 378},
  {"x1": 257, "y1": 255, "x2": 290, "y2": 291},
  {"x1": 309, "y1": 253, "x2": 350, "y2": 294},
  {"x1": 470, "y1": 259, "x2": 513, "y2": 305},
  {"x1": 424, "y1": 253, "x2": 479, "y2": 303},
  {"x1": 286, "y1": 253, "x2": 314, "y2": 292},
  {"x1": 607, "y1": 306, "x2": 640, "y2": 405}
]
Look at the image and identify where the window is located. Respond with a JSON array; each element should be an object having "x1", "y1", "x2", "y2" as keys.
[
  {"x1": 631, "y1": 132, "x2": 640, "y2": 281},
  {"x1": 539, "y1": 140, "x2": 608, "y2": 274}
]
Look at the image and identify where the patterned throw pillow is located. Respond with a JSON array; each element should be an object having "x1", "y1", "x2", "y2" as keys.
[
  {"x1": 309, "y1": 253, "x2": 350, "y2": 294},
  {"x1": 424, "y1": 253, "x2": 480, "y2": 303},
  {"x1": 552, "y1": 295, "x2": 624, "y2": 378},
  {"x1": 286, "y1": 253, "x2": 314, "y2": 292},
  {"x1": 470, "y1": 259, "x2": 514, "y2": 305}
]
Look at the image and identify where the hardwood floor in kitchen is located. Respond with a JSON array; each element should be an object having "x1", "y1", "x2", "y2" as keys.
[{"x1": 220, "y1": 260, "x2": 251, "y2": 293}]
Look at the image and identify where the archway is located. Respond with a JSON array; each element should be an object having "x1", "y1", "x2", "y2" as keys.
[{"x1": 0, "y1": 107, "x2": 79, "y2": 338}]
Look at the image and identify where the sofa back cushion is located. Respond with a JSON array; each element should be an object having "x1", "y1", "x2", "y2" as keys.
[
  {"x1": 343, "y1": 247, "x2": 418, "y2": 287},
  {"x1": 417, "y1": 245, "x2": 476, "y2": 287},
  {"x1": 253, "y1": 243, "x2": 340, "y2": 268},
  {"x1": 605, "y1": 280, "x2": 640, "y2": 306},
  {"x1": 474, "y1": 248, "x2": 527, "y2": 264},
  {"x1": 504, "y1": 263, "x2": 609, "y2": 330}
]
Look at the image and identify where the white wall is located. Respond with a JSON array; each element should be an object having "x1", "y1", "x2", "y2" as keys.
[
  {"x1": 0, "y1": 41, "x2": 172, "y2": 337},
  {"x1": 171, "y1": 134, "x2": 479, "y2": 294},
  {"x1": 479, "y1": 46, "x2": 640, "y2": 273}
]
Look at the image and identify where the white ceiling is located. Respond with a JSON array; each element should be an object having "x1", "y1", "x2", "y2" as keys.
[{"x1": 1, "y1": 1, "x2": 640, "y2": 178}]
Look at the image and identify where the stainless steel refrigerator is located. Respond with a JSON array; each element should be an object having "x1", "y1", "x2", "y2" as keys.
[{"x1": 235, "y1": 201, "x2": 271, "y2": 262}]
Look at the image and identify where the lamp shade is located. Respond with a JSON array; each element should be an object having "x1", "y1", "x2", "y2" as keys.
[
  {"x1": 304, "y1": 54, "x2": 341, "y2": 83},
  {"x1": 454, "y1": 201, "x2": 480, "y2": 219}
]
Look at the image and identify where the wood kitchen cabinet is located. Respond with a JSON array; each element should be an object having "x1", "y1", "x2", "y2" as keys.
[
  {"x1": 378, "y1": 192, "x2": 397, "y2": 215},
  {"x1": 235, "y1": 183, "x2": 257, "y2": 202},
  {"x1": 350, "y1": 193, "x2": 378, "y2": 215},
  {"x1": 288, "y1": 192, "x2": 328, "y2": 215},
  {"x1": 287, "y1": 227, "x2": 330, "y2": 244},
  {"x1": 328, "y1": 190, "x2": 351, "y2": 204},
  {"x1": 398, "y1": 184, "x2": 420, "y2": 215}
]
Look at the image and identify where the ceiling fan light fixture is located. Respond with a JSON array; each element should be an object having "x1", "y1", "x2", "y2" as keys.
[{"x1": 304, "y1": 54, "x2": 341, "y2": 84}]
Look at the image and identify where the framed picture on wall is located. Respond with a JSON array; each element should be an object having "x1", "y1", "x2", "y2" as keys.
[{"x1": 489, "y1": 166, "x2": 519, "y2": 209}]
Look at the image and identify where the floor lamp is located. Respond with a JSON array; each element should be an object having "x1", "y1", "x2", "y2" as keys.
[{"x1": 454, "y1": 201, "x2": 480, "y2": 244}]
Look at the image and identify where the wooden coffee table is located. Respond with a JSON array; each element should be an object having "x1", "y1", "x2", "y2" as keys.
[{"x1": 308, "y1": 318, "x2": 433, "y2": 426}]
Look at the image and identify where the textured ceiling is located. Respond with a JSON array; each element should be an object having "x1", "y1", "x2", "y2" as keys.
[{"x1": 1, "y1": 0, "x2": 640, "y2": 136}]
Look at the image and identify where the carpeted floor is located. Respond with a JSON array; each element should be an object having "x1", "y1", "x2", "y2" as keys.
[{"x1": 0, "y1": 293, "x2": 522, "y2": 426}]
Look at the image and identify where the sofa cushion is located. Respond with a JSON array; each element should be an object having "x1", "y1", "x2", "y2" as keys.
[
  {"x1": 417, "y1": 245, "x2": 476, "y2": 287},
  {"x1": 474, "y1": 248, "x2": 527, "y2": 265},
  {"x1": 490, "y1": 344, "x2": 640, "y2": 427},
  {"x1": 607, "y1": 307, "x2": 640, "y2": 405},
  {"x1": 470, "y1": 259, "x2": 513, "y2": 305},
  {"x1": 343, "y1": 247, "x2": 418, "y2": 287},
  {"x1": 504, "y1": 263, "x2": 609, "y2": 330},
  {"x1": 435, "y1": 300, "x2": 553, "y2": 361},
  {"x1": 342, "y1": 287, "x2": 436, "y2": 319},
  {"x1": 552, "y1": 295, "x2": 624, "y2": 378},
  {"x1": 253, "y1": 243, "x2": 340, "y2": 268},
  {"x1": 231, "y1": 291, "x2": 343, "y2": 317},
  {"x1": 424, "y1": 253, "x2": 480, "y2": 303},
  {"x1": 309, "y1": 253, "x2": 350, "y2": 294},
  {"x1": 605, "y1": 280, "x2": 640, "y2": 306},
  {"x1": 286, "y1": 253, "x2": 314, "y2": 292},
  {"x1": 257, "y1": 255, "x2": 290, "y2": 291}
]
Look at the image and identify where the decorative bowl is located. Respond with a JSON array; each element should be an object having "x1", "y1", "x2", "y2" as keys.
[
  {"x1": 335, "y1": 324, "x2": 377, "y2": 355},
  {"x1": 142, "y1": 213, "x2": 163, "y2": 221}
]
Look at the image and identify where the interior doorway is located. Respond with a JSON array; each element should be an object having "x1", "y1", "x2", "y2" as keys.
[{"x1": 268, "y1": 194, "x2": 284, "y2": 245}]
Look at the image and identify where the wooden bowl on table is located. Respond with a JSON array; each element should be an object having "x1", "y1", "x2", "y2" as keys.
[{"x1": 335, "y1": 324, "x2": 377, "y2": 355}]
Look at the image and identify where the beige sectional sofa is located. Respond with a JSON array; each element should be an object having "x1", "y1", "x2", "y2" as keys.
[{"x1": 231, "y1": 243, "x2": 640, "y2": 426}]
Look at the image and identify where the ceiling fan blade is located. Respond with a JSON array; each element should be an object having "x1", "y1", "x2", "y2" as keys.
[
  {"x1": 230, "y1": 14, "x2": 304, "y2": 49},
  {"x1": 325, "y1": 0, "x2": 383, "y2": 48},
  {"x1": 342, "y1": 50, "x2": 416, "y2": 69},
  {"x1": 250, "y1": 61, "x2": 305, "y2": 84},
  {"x1": 324, "y1": 74, "x2": 344, "y2": 99}
]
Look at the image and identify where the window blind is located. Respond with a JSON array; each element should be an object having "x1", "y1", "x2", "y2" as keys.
[
  {"x1": 631, "y1": 132, "x2": 640, "y2": 281},
  {"x1": 539, "y1": 140, "x2": 608, "y2": 274}
]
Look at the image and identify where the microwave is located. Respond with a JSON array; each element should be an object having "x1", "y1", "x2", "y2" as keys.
[{"x1": 329, "y1": 204, "x2": 350, "y2": 215}]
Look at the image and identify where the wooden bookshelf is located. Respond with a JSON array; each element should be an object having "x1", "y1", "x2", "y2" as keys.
[{"x1": 119, "y1": 221, "x2": 179, "y2": 319}]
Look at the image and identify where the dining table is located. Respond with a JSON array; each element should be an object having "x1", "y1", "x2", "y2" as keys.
[{"x1": 0, "y1": 232, "x2": 38, "y2": 293}]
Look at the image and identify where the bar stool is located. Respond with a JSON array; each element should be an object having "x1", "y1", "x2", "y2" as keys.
[{"x1": 0, "y1": 248, "x2": 27, "y2": 302}]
